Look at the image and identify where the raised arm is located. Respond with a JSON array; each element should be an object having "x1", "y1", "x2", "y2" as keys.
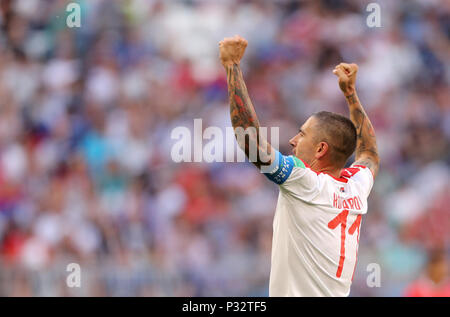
[
  {"x1": 333, "y1": 63, "x2": 380, "y2": 178},
  {"x1": 219, "y1": 35, "x2": 274, "y2": 169}
]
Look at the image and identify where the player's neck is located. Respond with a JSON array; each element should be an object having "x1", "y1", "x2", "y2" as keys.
[{"x1": 309, "y1": 162, "x2": 342, "y2": 179}]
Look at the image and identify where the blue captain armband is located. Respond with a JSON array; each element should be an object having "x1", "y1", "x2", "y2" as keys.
[{"x1": 263, "y1": 151, "x2": 296, "y2": 185}]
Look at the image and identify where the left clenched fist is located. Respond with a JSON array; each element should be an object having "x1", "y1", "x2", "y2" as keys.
[{"x1": 219, "y1": 35, "x2": 248, "y2": 68}]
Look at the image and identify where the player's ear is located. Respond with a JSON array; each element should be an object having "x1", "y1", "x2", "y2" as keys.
[{"x1": 315, "y1": 142, "x2": 329, "y2": 159}]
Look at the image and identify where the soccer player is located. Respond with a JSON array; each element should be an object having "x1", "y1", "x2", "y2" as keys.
[{"x1": 219, "y1": 35, "x2": 379, "y2": 296}]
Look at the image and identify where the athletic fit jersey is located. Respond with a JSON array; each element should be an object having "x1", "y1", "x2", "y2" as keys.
[{"x1": 264, "y1": 151, "x2": 374, "y2": 297}]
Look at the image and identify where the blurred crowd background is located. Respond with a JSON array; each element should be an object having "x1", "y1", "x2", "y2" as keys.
[{"x1": 0, "y1": 0, "x2": 449, "y2": 296}]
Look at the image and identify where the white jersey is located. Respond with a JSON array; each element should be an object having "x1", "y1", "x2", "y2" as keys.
[{"x1": 264, "y1": 151, "x2": 374, "y2": 297}]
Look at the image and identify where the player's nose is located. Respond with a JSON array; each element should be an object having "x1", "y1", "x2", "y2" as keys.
[{"x1": 289, "y1": 138, "x2": 296, "y2": 148}]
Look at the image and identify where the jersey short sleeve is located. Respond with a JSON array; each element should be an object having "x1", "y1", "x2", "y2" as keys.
[{"x1": 263, "y1": 151, "x2": 319, "y2": 200}]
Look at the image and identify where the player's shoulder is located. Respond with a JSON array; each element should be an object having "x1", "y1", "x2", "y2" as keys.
[
  {"x1": 263, "y1": 152, "x2": 308, "y2": 185},
  {"x1": 339, "y1": 164, "x2": 375, "y2": 194},
  {"x1": 340, "y1": 164, "x2": 373, "y2": 180}
]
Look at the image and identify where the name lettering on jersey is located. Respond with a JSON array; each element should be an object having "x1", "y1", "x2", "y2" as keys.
[{"x1": 332, "y1": 193, "x2": 363, "y2": 210}]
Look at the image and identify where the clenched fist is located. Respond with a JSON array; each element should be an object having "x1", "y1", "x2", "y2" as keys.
[
  {"x1": 333, "y1": 63, "x2": 358, "y2": 96},
  {"x1": 219, "y1": 35, "x2": 248, "y2": 68}
]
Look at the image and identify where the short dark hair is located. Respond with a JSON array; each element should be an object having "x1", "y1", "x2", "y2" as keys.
[{"x1": 311, "y1": 111, "x2": 357, "y2": 166}]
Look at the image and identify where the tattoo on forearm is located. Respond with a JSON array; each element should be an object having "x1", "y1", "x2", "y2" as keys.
[
  {"x1": 226, "y1": 64, "x2": 271, "y2": 167},
  {"x1": 227, "y1": 65, "x2": 258, "y2": 128},
  {"x1": 345, "y1": 93, "x2": 357, "y2": 104},
  {"x1": 347, "y1": 93, "x2": 379, "y2": 177}
]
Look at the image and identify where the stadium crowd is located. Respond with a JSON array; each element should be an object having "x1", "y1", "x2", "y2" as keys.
[{"x1": 0, "y1": 0, "x2": 448, "y2": 296}]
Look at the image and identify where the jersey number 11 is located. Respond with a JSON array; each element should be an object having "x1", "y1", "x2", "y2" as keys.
[{"x1": 327, "y1": 210, "x2": 362, "y2": 279}]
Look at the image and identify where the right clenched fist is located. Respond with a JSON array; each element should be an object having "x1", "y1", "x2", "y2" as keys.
[
  {"x1": 219, "y1": 35, "x2": 248, "y2": 68},
  {"x1": 333, "y1": 63, "x2": 358, "y2": 96}
]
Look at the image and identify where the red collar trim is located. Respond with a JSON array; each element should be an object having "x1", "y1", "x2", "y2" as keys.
[{"x1": 297, "y1": 158, "x2": 349, "y2": 183}]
